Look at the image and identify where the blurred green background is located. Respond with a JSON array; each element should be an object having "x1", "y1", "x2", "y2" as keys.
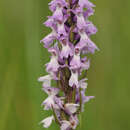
[{"x1": 0, "y1": 0, "x2": 130, "y2": 130}]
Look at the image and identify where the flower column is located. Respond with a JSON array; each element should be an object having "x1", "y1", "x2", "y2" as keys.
[{"x1": 39, "y1": 0, "x2": 98, "y2": 130}]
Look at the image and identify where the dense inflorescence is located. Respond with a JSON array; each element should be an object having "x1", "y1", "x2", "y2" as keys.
[{"x1": 39, "y1": 0, "x2": 98, "y2": 129}]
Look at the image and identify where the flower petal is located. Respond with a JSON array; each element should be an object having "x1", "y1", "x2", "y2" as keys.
[
  {"x1": 40, "y1": 115, "x2": 54, "y2": 128},
  {"x1": 69, "y1": 71, "x2": 79, "y2": 87},
  {"x1": 65, "y1": 103, "x2": 79, "y2": 114},
  {"x1": 38, "y1": 75, "x2": 52, "y2": 87},
  {"x1": 60, "y1": 120, "x2": 71, "y2": 130}
]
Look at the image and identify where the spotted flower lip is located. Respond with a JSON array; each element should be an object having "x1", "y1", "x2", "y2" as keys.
[
  {"x1": 42, "y1": 86, "x2": 59, "y2": 96},
  {"x1": 69, "y1": 70, "x2": 79, "y2": 87},
  {"x1": 39, "y1": 0, "x2": 98, "y2": 129},
  {"x1": 70, "y1": 49, "x2": 81, "y2": 69},
  {"x1": 60, "y1": 42, "x2": 73, "y2": 59},
  {"x1": 41, "y1": 87, "x2": 60, "y2": 110},
  {"x1": 46, "y1": 48, "x2": 60, "y2": 72},
  {"x1": 57, "y1": 22, "x2": 67, "y2": 37}
]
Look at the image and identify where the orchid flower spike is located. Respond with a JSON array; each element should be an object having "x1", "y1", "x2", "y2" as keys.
[{"x1": 38, "y1": 0, "x2": 99, "y2": 129}]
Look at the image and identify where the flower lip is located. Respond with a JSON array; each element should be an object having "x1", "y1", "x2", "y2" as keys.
[
  {"x1": 70, "y1": 115, "x2": 79, "y2": 129},
  {"x1": 60, "y1": 120, "x2": 71, "y2": 130},
  {"x1": 40, "y1": 29, "x2": 57, "y2": 48},
  {"x1": 43, "y1": 86, "x2": 59, "y2": 96},
  {"x1": 60, "y1": 41, "x2": 73, "y2": 59},
  {"x1": 52, "y1": 5, "x2": 64, "y2": 22},
  {"x1": 48, "y1": 47, "x2": 58, "y2": 56},
  {"x1": 38, "y1": 74, "x2": 52, "y2": 87},
  {"x1": 64, "y1": 103, "x2": 79, "y2": 114},
  {"x1": 44, "y1": 16, "x2": 56, "y2": 29},
  {"x1": 69, "y1": 70, "x2": 79, "y2": 87},
  {"x1": 40, "y1": 115, "x2": 54, "y2": 128},
  {"x1": 49, "y1": 0, "x2": 67, "y2": 12}
]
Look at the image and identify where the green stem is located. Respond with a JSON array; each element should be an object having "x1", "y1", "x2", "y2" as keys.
[
  {"x1": 52, "y1": 106, "x2": 61, "y2": 125},
  {"x1": 79, "y1": 113, "x2": 82, "y2": 130}
]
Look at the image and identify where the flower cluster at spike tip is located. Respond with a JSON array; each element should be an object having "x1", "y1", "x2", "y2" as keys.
[{"x1": 39, "y1": 0, "x2": 99, "y2": 129}]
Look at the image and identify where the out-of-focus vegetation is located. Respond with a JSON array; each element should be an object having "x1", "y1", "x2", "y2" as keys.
[{"x1": 0, "y1": 0, "x2": 130, "y2": 130}]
